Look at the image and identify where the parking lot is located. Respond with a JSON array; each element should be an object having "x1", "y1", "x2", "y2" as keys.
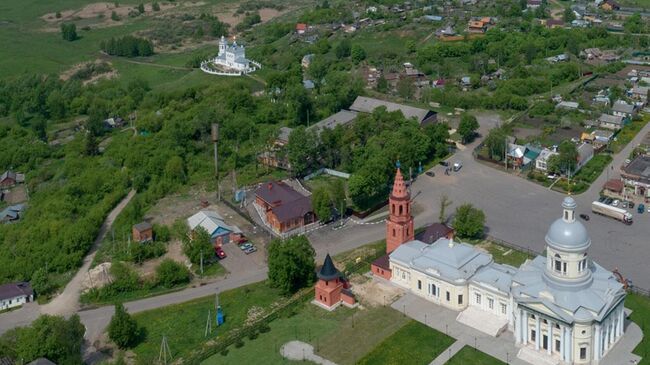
[{"x1": 309, "y1": 114, "x2": 650, "y2": 290}]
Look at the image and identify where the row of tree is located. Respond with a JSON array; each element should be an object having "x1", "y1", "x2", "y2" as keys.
[{"x1": 100, "y1": 36, "x2": 154, "y2": 57}]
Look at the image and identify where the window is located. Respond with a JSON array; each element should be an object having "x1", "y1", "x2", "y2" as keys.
[
  {"x1": 475, "y1": 293, "x2": 482, "y2": 304},
  {"x1": 531, "y1": 330, "x2": 536, "y2": 342},
  {"x1": 393, "y1": 229, "x2": 396, "y2": 237},
  {"x1": 429, "y1": 283, "x2": 437, "y2": 296},
  {"x1": 500, "y1": 303, "x2": 507, "y2": 315},
  {"x1": 563, "y1": 262, "x2": 567, "y2": 273},
  {"x1": 580, "y1": 347, "x2": 587, "y2": 360},
  {"x1": 488, "y1": 298, "x2": 494, "y2": 310},
  {"x1": 399, "y1": 205, "x2": 403, "y2": 215},
  {"x1": 564, "y1": 211, "x2": 568, "y2": 220},
  {"x1": 458, "y1": 294, "x2": 463, "y2": 305},
  {"x1": 417, "y1": 280, "x2": 422, "y2": 290},
  {"x1": 555, "y1": 340, "x2": 561, "y2": 352},
  {"x1": 446, "y1": 291, "x2": 450, "y2": 301},
  {"x1": 391, "y1": 204, "x2": 395, "y2": 214},
  {"x1": 555, "y1": 259, "x2": 562, "y2": 272}
]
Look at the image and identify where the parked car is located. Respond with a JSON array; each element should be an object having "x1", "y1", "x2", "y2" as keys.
[
  {"x1": 439, "y1": 161, "x2": 449, "y2": 167},
  {"x1": 622, "y1": 201, "x2": 628, "y2": 208},
  {"x1": 237, "y1": 237, "x2": 249, "y2": 244},
  {"x1": 638, "y1": 204, "x2": 645, "y2": 214},
  {"x1": 579, "y1": 214, "x2": 590, "y2": 221},
  {"x1": 612, "y1": 200, "x2": 620, "y2": 207},
  {"x1": 244, "y1": 246, "x2": 257, "y2": 254},
  {"x1": 425, "y1": 171, "x2": 435, "y2": 177},
  {"x1": 453, "y1": 161, "x2": 462, "y2": 172},
  {"x1": 629, "y1": 202, "x2": 635, "y2": 209},
  {"x1": 215, "y1": 247, "x2": 227, "y2": 259},
  {"x1": 547, "y1": 174, "x2": 558, "y2": 179},
  {"x1": 604, "y1": 198, "x2": 614, "y2": 205},
  {"x1": 598, "y1": 196, "x2": 607, "y2": 203},
  {"x1": 239, "y1": 242, "x2": 253, "y2": 250}
]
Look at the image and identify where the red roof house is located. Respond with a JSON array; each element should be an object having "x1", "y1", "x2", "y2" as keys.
[
  {"x1": 296, "y1": 23, "x2": 308, "y2": 34},
  {"x1": 255, "y1": 181, "x2": 316, "y2": 235}
]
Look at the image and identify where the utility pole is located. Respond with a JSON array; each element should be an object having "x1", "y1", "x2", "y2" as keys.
[
  {"x1": 200, "y1": 251, "x2": 204, "y2": 275},
  {"x1": 212, "y1": 123, "x2": 220, "y2": 201},
  {"x1": 504, "y1": 137, "x2": 508, "y2": 170},
  {"x1": 158, "y1": 335, "x2": 172, "y2": 365},
  {"x1": 205, "y1": 309, "x2": 212, "y2": 337}
]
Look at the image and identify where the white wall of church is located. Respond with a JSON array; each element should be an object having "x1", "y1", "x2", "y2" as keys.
[
  {"x1": 391, "y1": 263, "x2": 468, "y2": 311},
  {"x1": 468, "y1": 284, "x2": 510, "y2": 318}
]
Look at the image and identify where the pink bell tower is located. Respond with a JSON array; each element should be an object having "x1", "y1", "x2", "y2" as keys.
[{"x1": 385, "y1": 166, "x2": 414, "y2": 254}]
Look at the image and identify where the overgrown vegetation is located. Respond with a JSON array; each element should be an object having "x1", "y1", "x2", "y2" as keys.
[{"x1": 101, "y1": 36, "x2": 154, "y2": 57}]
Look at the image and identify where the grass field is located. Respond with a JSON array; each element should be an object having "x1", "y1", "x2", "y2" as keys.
[
  {"x1": 131, "y1": 281, "x2": 282, "y2": 364},
  {"x1": 201, "y1": 304, "x2": 409, "y2": 365},
  {"x1": 610, "y1": 116, "x2": 650, "y2": 153},
  {"x1": 481, "y1": 241, "x2": 534, "y2": 267},
  {"x1": 626, "y1": 292, "x2": 650, "y2": 364},
  {"x1": 357, "y1": 320, "x2": 455, "y2": 365},
  {"x1": 445, "y1": 346, "x2": 506, "y2": 365}
]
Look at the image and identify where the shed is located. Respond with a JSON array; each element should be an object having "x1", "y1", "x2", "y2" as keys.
[
  {"x1": 132, "y1": 221, "x2": 153, "y2": 242},
  {"x1": 604, "y1": 179, "x2": 624, "y2": 194}
]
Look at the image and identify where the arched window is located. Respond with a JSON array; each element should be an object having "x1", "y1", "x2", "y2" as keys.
[
  {"x1": 564, "y1": 211, "x2": 569, "y2": 220},
  {"x1": 392, "y1": 204, "x2": 395, "y2": 214},
  {"x1": 393, "y1": 228, "x2": 396, "y2": 237},
  {"x1": 399, "y1": 205, "x2": 403, "y2": 215}
]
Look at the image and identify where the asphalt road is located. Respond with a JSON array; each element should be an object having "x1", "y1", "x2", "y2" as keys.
[{"x1": 310, "y1": 114, "x2": 650, "y2": 290}]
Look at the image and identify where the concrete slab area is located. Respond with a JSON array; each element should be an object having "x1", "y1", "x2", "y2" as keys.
[{"x1": 280, "y1": 341, "x2": 338, "y2": 365}]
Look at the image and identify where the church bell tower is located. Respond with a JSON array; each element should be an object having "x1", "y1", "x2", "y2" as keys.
[{"x1": 386, "y1": 165, "x2": 414, "y2": 254}]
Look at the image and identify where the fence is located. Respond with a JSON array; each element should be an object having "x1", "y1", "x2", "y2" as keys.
[
  {"x1": 303, "y1": 168, "x2": 351, "y2": 181},
  {"x1": 182, "y1": 287, "x2": 313, "y2": 364}
]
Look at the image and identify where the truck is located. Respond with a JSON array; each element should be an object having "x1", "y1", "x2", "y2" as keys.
[{"x1": 591, "y1": 201, "x2": 633, "y2": 225}]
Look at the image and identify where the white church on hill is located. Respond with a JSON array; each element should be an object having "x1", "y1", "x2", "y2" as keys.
[
  {"x1": 201, "y1": 36, "x2": 260, "y2": 76},
  {"x1": 377, "y1": 169, "x2": 629, "y2": 365}
]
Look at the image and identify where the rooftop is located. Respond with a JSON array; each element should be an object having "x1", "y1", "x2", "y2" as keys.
[
  {"x1": 187, "y1": 210, "x2": 242, "y2": 237},
  {"x1": 415, "y1": 223, "x2": 453, "y2": 244},
  {"x1": 349, "y1": 96, "x2": 436, "y2": 124},
  {"x1": 622, "y1": 154, "x2": 650, "y2": 179},
  {"x1": 318, "y1": 254, "x2": 341, "y2": 281},
  {"x1": 133, "y1": 221, "x2": 152, "y2": 232},
  {"x1": 612, "y1": 101, "x2": 635, "y2": 114},
  {"x1": 0, "y1": 282, "x2": 33, "y2": 301},
  {"x1": 308, "y1": 110, "x2": 358, "y2": 134}
]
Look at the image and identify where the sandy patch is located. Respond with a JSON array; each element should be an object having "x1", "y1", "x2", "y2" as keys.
[
  {"x1": 41, "y1": 2, "x2": 178, "y2": 23},
  {"x1": 59, "y1": 59, "x2": 118, "y2": 84},
  {"x1": 81, "y1": 262, "x2": 113, "y2": 291},
  {"x1": 135, "y1": 240, "x2": 188, "y2": 279},
  {"x1": 2, "y1": 185, "x2": 28, "y2": 204},
  {"x1": 351, "y1": 275, "x2": 404, "y2": 307}
]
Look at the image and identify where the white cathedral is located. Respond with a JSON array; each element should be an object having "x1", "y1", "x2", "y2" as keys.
[
  {"x1": 201, "y1": 36, "x2": 259, "y2": 76},
  {"x1": 388, "y1": 196, "x2": 627, "y2": 364}
]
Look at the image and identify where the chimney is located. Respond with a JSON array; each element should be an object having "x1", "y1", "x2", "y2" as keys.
[{"x1": 268, "y1": 182, "x2": 273, "y2": 190}]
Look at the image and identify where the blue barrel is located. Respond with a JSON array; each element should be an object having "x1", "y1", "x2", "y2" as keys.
[{"x1": 216, "y1": 305, "x2": 224, "y2": 326}]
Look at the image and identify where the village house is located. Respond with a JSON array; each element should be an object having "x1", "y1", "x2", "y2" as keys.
[
  {"x1": 415, "y1": 222, "x2": 454, "y2": 244},
  {"x1": 0, "y1": 282, "x2": 33, "y2": 310},
  {"x1": 187, "y1": 210, "x2": 243, "y2": 246},
  {"x1": 576, "y1": 143, "x2": 595, "y2": 171},
  {"x1": 132, "y1": 221, "x2": 153, "y2": 243},
  {"x1": 27, "y1": 358, "x2": 57, "y2": 365},
  {"x1": 301, "y1": 54, "x2": 314, "y2": 68},
  {"x1": 544, "y1": 19, "x2": 565, "y2": 29},
  {"x1": 600, "y1": 0, "x2": 621, "y2": 11},
  {"x1": 536, "y1": 148, "x2": 559, "y2": 172},
  {"x1": 591, "y1": 129, "x2": 615, "y2": 149},
  {"x1": 526, "y1": 0, "x2": 542, "y2": 9},
  {"x1": 603, "y1": 179, "x2": 625, "y2": 197},
  {"x1": 468, "y1": 19, "x2": 487, "y2": 33},
  {"x1": 630, "y1": 86, "x2": 649, "y2": 103},
  {"x1": 0, "y1": 171, "x2": 24, "y2": 188},
  {"x1": 349, "y1": 96, "x2": 438, "y2": 126},
  {"x1": 598, "y1": 113, "x2": 625, "y2": 130},
  {"x1": 295, "y1": 23, "x2": 308, "y2": 34},
  {"x1": 556, "y1": 101, "x2": 579, "y2": 110},
  {"x1": 257, "y1": 127, "x2": 293, "y2": 170},
  {"x1": 255, "y1": 181, "x2": 316, "y2": 236},
  {"x1": 0, "y1": 204, "x2": 26, "y2": 223},
  {"x1": 612, "y1": 100, "x2": 636, "y2": 118},
  {"x1": 621, "y1": 154, "x2": 650, "y2": 198},
  {"x1": 103, "y1": 117, "x2": 124, "y2": 129},
  {"x1": 313, "y1": 254, "x2": 356, "y2": 310}
]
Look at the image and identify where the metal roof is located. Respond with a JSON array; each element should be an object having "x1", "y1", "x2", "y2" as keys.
[
  {"x1": 318, "y1": 254, "x2": 340, "y2": 281},
  {"x1": 0, "y1": 282, "x2": 33, "y2": 301},
  {"x1": 545, "y1": 197, "x2": 591, "y2": 252},
  {"x1": 187, "y1": 210, "x2": 242, "y2": 237},
  {"x1": 308, "y1": 110, "x2": 358, "y2": 133},
  {"x1": 612, "y1": 101, "x2": 635, "y2": 114},
  {"x1": 349, "y1": 96, "x2": 435, "y2": 124}
]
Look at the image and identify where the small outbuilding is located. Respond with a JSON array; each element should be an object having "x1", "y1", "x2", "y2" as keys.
[
  {"x1": 132, "y1": 221, "x2": 153, "y2": 242},
  {"x1": 0, "y1": 282, "x2": 33, "y2": 310}
]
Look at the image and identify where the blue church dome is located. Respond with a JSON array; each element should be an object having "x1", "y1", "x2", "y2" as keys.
[{"x1": 545, "y1": 197, "x2": 591, "y2": 252}]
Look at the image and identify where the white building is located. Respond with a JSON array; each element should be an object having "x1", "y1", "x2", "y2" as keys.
[
  {"x1": 389, "y1": 197, "x2": 627, "y2": 364},
  {"x1": 0, "y1": 282, "x2": 33, "y2": 310},
  {"x1": 201, "y1": 36, "x2": 260, "y2": 76},
  {"x1": 536, "y1": 148, "x2": 559, "y2": 172}
]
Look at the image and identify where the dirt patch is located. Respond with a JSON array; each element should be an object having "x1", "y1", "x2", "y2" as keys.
[
  {"x1": 135, "y1": 240, "x2": 188, "y2": 279},
  {"x1": 60, "y1": 60, "x2": 118, "y2": 84},
  {"x1": 350, "y1": 275, "x2": 405, "y2": 307},
  {"x1": 80, "y1": 262, "x2": 113, "y2": 291},
  {"x1": 2, "y1": 186, "x2": 27, "y2": 204},
  {"x1": 41, "y1": 2, "x2": 178, "y2": 23}
]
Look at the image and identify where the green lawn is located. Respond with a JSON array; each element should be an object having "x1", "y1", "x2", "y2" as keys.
[
  {"x1": 574, "y1": 153, "x2": 613, "y2": 184},
  {"x1": 610, "y1": 117, "x2": 650, "y2": 153},
  {"x1": 481, "y1": 241, "x2": 533, "y2": 267},
  {"x1": 131, "y1": 281, "x2": 283, "y2": 364},
  {"x1": 445, "y1": 346, "x2": 506, "y2": 365},
  {"x1": 357, "y1": 320, "x2": 455, "y2": 365},
  {"x1": 201, "y1": 304, "x2": 409, "y2": 365},
  {"x1": 626, "y1": 293, "x2": 650, "y2": 364}
]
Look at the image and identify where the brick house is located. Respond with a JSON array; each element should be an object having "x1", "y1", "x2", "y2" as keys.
[
  {"x1": 132, "y1": 222, "x2": 153, "y2": 242},
  {"x1": 255, "y1": 181, "x2": 316, "y2": 235},
  {"x1": 314, "y1": 254, "x2": 356, "y2": 310},
  {"x1": 415, "y1": 223, "x2": 454, "y2": 244},
  {"x1": 0, "y1": 171, "x2": 25, "y2": 188}
]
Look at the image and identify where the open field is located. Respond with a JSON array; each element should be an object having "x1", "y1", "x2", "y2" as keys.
[
  {"x1": 202, "y1": 304, "x2": 409, "y2": 365},
  {"x1": 445, "y1": 345, "x2": 506, "y2": 365},
  {"x1": 627, "y1": 293, "x2": 650, "y2": 364},
  {"x1": 131, "y1": 281, "x2": 282, "y2": 363},
  {"x1": 357, "y1": 320, "x2": 455, "y2": 365}
]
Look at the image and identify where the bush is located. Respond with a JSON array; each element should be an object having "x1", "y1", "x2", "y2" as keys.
[
  {"x1": 100, "y1": 36, "x2": 154, "y2": 57},
  {"x1": 234, "y1": 339, "x2": 244, "y2": 348},
  {"x1": 155, "y1": 259, "x2": 191, "y2": 288},
  {"x1": 108, "y1": 303, "x2": 140, "y2": 349}
]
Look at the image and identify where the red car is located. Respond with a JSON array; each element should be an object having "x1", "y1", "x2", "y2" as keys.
[
  {"x1": 215, "y1": 247, "x2": 227, "y2": 259},
  {"x1": 237, "y1": 237, "x2": 249, "y2": 244}
]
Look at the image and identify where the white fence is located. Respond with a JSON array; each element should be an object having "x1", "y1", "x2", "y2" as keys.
[
  {"x1": 200, "y1": 59, "x2": 262, "y2": 77},
  {"x1": 304, "y1": 168, "x2": 351, "y2": 181}
]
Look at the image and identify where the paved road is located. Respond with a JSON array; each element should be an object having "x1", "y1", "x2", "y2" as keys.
[{"x1": 310, "y1": 114, "x2": 650, "y2": 289}]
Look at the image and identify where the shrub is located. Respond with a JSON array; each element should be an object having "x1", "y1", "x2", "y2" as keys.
[
  {"x1": 108, "y1": 303, "x2": 140, "y2": 349},
  {"x1": 155, "y1": 259, "x2": 191, "y2": 288}
]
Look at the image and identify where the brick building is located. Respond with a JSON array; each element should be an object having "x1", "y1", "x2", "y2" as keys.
[{"x1": 255, "y1": 181, "x2": 316, "y2": 235}]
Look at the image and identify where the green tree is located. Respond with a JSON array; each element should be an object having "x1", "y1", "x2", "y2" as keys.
[
  {"x1": 84, "y1": 132, "x2": 99, "y2": 156},
  {"x1": 137, "y1": 3, "x2": 145, "y2": 14},
  {"x1": 31, "y1": 267, "x2": 53, "y2": 296},
  {"x1": 563, "y1": 8, "x2": 576, "y2": 23},
  {"x1": 457, "y1": 113, "x2": 479, "y2": 143},
  {"x1": 483, "y1": 127, "x2": 508, "y2": 160},
  {"x1": 152, "y1": 2, "x2": 161, "y2": 11},
  {"x1": 624, "y1": 13, "x2": 643, "y2": 34},
  {"x1": 329, "y1": 179, "x2": 346, "y2": 215},
  {"x1": 286, "y1": 126, "x2": 319, "y2": 176},
  {"x1": 10, "y1": 314, "x2": 85, "y2": 364},
  {"x1": 55, "y1": 11, "x2": 62, "y2": 18},
  {"x1": 311, "y1": 187, "x2": 332, "y2": 222},
  {"x1": 46, "y1": 90, "x2": 66, "y2": 119},
  {"x1": 351, "y1": 44, "x2": 366, "y2": 64},
  {"x1": 111, "y1": 11, "x2": 120, "y2": 21},
  {"x1": 335, "y1": 39, "x2": 351, "y2": 59},
  {"x1": 268, "y1": 235, "x2": 316, "y2": 294},
  {"x1": 165, "y1": 155, "x2": 186, "y2": 183},
  {"x1": 555, "y1": 140, "x2": 579, "y2": 174},
  {"x1": 60, "y1": 23, "x2": 77, "y2": 41},
  {"x1": 155, "y1": 259, "x2": 190, "y2": 288},
  {"x1": 453, "y1": 204, "x2": 485, "y2": 239},
  {"x1": 108, "y1": 303, "x2": 140, "y2": 349},
  {"x1": 376, "y1": 75, "x2": 389, "y2": 93},
  {"x1": 396, "y1": 78, "x2": 414, "y2": 99},
  {"x1": 406, "y1": 40, "x2": 417, "y2": 53},
  {"x1": 348, "y1": 157, "x2": 390, "y2": 210},
  {"x1": 183, "y1": 227, "x2": 213, "y2": 265}
]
